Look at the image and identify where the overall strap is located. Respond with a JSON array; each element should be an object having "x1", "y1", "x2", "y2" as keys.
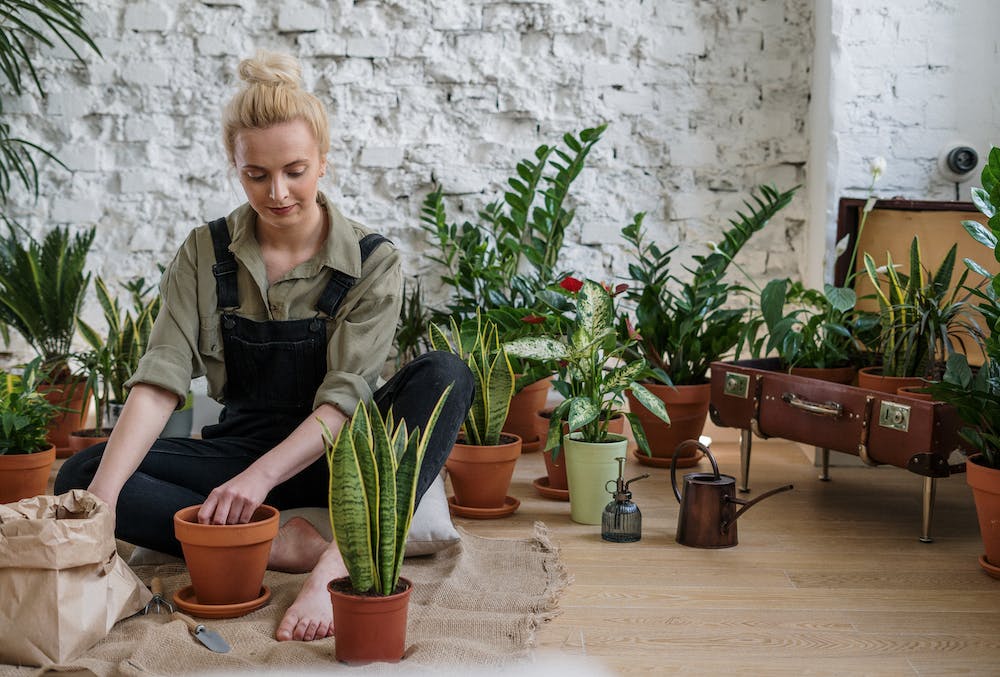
[
  {"x1": 209, "y1": 217, "x2": 240, "y2": 310},
  {"x1": 315, "y1": 233, "x2": 390, "y2": 318}
]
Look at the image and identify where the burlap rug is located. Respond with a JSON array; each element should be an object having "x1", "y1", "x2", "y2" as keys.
[{"x1": 1, "y1": 522, "x2": 569, "y2": 676}]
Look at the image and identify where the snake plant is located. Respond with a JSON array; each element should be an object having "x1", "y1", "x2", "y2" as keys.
[
  {"x1": 323, "y1": 385, "x2": 453, "y2": 595},
  {"x1": 862, "y1": 236, "x2": 973, "y2": 379},
  {"x1": 428, "y1": 313, "x2": 514, "y2": 447}
]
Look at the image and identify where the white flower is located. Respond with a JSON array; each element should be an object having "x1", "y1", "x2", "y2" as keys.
[
  {"x1": 834, "y1": 234, "x2": 851, "y2": 258},
  {"x1": 706, "y1": 240, "x2": 720, "y2": 253},
  {"x1": 869, "y1": 156, "x2": 887, "y2": 181}
]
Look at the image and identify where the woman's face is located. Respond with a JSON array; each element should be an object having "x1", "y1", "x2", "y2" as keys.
[{"x1": 233, "y1": 119, "x2": 327, "y2": 232}]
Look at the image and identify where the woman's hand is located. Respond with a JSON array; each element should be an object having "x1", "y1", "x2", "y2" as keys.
[{"x1": 198, "y1": 468, "x2": 272, "y2": 524}]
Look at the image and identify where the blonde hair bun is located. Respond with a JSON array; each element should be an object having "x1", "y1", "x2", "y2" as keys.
[{"x1": 238, "y1": 50, "x2": 302, "y2": 88}]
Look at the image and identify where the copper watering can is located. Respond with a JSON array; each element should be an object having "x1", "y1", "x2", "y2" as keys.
[{"x1": 670, "y1": 439, "x2": 793, "y2": 548}]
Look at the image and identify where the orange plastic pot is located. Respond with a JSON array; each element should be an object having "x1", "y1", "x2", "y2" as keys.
[
  {"x1": 329, "y1": 576, "x2": 412, "y2": 665},
  {"x1": 67, "y1": 429, "x2": 111, "y2": 455},
  {"x1": 0, "y1": 445, "x2": 56, "y2": 504},
  {"x1": 503, "y1": 375, "x2": 552, "y2": 453},
  {"x1": 445, "y1": 435, "x2": 521, "y2": 508},
  {"x1": 38, "y1": 380, "x2": 90, "y2": 458},
  {"x1": 856, "y1": 366, "x2": 924, "y2": 395},
  {"x1": 627, "y1": 382, "x2": 709, "y2": 467},
  {"x1": 967, "y1": 454, "x2": 1000, "y2": 573},
  {"x1": 173, "y1": 503, "x2": 279, "y2": 605}
]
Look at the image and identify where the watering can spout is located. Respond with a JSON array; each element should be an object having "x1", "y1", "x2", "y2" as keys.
[{"x1": 723, "y1": 483, "x2": 795, "y2": 530}]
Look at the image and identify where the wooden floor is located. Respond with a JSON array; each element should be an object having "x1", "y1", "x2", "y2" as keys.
[{"x1": 453, "y1": 426, "x2": 1000, "y2": 676}]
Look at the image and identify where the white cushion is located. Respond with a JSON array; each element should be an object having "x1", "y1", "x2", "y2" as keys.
[{"x1": 128, "y1": 474, "x2": 459, "y2": 566}]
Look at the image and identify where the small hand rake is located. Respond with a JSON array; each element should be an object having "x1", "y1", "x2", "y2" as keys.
[{"x1": 142, "y1": 577, "x2": 175, "y2": 615}]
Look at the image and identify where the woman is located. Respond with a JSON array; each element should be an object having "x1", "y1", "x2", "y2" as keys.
[{"x1": 55, "y1": 50, "x2": 473, "y2": 642}]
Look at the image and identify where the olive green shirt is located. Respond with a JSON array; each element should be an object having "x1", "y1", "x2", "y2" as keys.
[{"x1": 126, "y1": 192, "x2": 402, "y2": 416}]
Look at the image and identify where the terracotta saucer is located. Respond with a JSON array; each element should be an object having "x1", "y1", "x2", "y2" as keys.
[
  {"x1": 632, "y1": 448, "x2": 704, "y2": 468},
  {"x1": 448, "y1": 495, "x2": 520, "y2": 519},
  {"x1": 520, "y1": 435, "x2": 544, "y2": 454},
  {"x1": 978, "y1": 554, "x2": 1000, "y2": 580},
  {"x1": 173, "y1": 584, "x2": 271, "y2": 619},
  {"x1": 533, "y1": 476, "x2": 570, "y2": 501}
]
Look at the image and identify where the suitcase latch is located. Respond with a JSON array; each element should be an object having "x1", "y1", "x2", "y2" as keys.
[
  {"x1": 723, "y1": 372, "x2": 750, "y2": 398},
  {"x1": 878, "y1": 401, "x2": 911, "y2": 432}
]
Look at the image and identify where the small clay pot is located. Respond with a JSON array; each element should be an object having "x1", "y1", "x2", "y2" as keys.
[
  {"x1": 0, "y1": 445, "x2": 56, "y2": 504},
  {"x1": 445, "y1": 434, "x2": 522, "y2": 508},
  {"x1": 329, "y1": 576, "x2": 412, "y2": 664},
  {"x1": 173, "y1": 504, "x2": 279, "y2": 606},
  {"x1": 67, "y1": 429, "x2": 112, "y2": 455}
]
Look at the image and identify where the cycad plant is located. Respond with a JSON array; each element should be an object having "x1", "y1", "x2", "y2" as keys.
[
  {"x1": 0, "y1": 224, "x2": 95, "y2": 377},
  {"x1": 428, "y1": 313, "x2": 514, "y2": 446},
  {"x1": 322, "y1": 386, "x2": 452, "y2": 595}
]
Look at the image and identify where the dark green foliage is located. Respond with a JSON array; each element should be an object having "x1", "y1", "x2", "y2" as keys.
[{"x1": 0, "y1": 357, "x2": 56, "y2": 454}]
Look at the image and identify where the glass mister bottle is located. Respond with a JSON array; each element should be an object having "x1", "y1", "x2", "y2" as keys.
[{"x1": 601, "y1": 457, "x2": 649, "y2": 543}]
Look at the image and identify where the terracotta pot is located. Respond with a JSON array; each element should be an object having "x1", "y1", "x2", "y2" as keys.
[
  {"x1": 503, "y1": 375, "x2": 552, "y2": 453},
  {"x1": 626, "y1": 382, "x2": 710, "y2": 467},
  {"x1": 68, "y1": 429, "x2": 111, "y2": 455},
  {"x1": 535, "y1": 410, "x2": 625, "y2": 490},
  {"x1": 445, "y1": 434, "x2": 521, "y2": 508},
  {"x1": 37, "y1": 379, "x2": 90, "y2": 458},
  {"x1": 896, "y1": 384, "x2": 935, "y2": 401},
  {"x1": 329, "y1": 576, "x2": 412, "y2": 664},
  {"x1": 0, "y1": 445, "x2": 56, "y2": 504},
  {"x1": 173, "y1": 503, "x2": 279, "y2": 605},
  {"x1": 789, "y1": 365, "x2": 857, "y2": 385},
  {"x1": 967, "y1": 454, "x2": 1000, "y2": 572},
  {"x1": 856, "y1": 366, "x2": 924, "y2": 395}
]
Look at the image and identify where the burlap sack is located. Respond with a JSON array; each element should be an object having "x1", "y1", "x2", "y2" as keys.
[{"x1": 0, "y1": 489, "x2": 152, "y2": 666}]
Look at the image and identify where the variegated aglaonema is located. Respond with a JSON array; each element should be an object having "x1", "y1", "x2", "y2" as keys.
[{"x1": 504, "y1": 279, "x2": 670, "y2": 457}]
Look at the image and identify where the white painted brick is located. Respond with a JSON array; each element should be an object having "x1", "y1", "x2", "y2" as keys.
[
  {"x1": 297, "y1": 33, "x2": 348, "y2": 57},
  {"x1": 430, "y1": 0, "x2": 482, "y2": 30},
  {"x1": 121, "y1": 61, "x2": 171, "y2": 88},
  {"x1": 346, "y1": 37, "x2": 391, "y2": 59},
  {"x1": 277, "y1": 3, "x2": 328, "y2": 32},
  {"x1": 360, "y1": 146, "x2": 404, "y2": 168},
  {"x1": 120, "y1": 169, "x2": 164, "y2": 194},
  {"x1": 582, "y1": 63, "x2": 635, "y2": 88},
  {"x1": 51, "y1": 197, "x2": 102, "y2": 223},
  {"x1": 46, "y1": 91, "x2": 93, "y2": 117},
  {"x1": 58, "y1": 145, "x2": 103, "y2": 172},
  {"x1": 124, "y1": 2, "x2": 173, "y2": 31}
]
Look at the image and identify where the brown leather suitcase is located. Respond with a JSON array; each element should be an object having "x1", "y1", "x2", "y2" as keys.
[{"x1": 709, "y1": 358, "x2": 961, "y2": 476}]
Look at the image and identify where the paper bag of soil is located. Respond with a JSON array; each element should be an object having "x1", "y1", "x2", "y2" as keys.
[{"x1": 0, "y1": 489, "x2": 152, "y2": 666}]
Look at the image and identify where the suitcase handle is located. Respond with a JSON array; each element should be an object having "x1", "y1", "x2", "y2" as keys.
[{"x1": 781, "y1": 392, "x2": 843, "y2": 418}]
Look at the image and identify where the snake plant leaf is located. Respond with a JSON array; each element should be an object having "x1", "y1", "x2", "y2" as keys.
[
  {"x1": 391, "y1": 426, "x2": 419, "y2": 591},
  {"x1": 464, "y1": 348, "x2": 487, "y2": 444},
  {"x1": 483, "y1": 345, "x2": 514, "y2": 444},
  {"x1": 349, "y1": 403, "x2": 379, "y2": 557},
  {"x1": 428, "y1": 321, "x2": 456, "y2": 356},
  {"x1": 371, "y1": 408, "x2": 397, "y2": 595},
  {"x1": 628, "y1": 381, "x2": 671, "y2": 426},
  {"x1": 324, "y1": 417, "x2": 375, "y2": 593},
  {"x1": 504, "y1": 336, "x2": 568, "y2": 362}
]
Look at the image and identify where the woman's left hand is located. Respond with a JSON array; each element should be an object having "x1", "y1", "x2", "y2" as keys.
[{"x1": 198, "y1": 470, "x2": 272, "y2": 524}]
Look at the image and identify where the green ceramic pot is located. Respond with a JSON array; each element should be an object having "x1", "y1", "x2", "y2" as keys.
[{"x1": 564, "y1": 433, "x2": 628, "y2": 525}]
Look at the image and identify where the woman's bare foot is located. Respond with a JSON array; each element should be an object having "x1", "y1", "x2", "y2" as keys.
[
  {"x1": 276, "y1": 544, "x2": 348, "y2": 641},
  {"x1": 268, "y1": 517, "x2": 329, "y2": 573}
]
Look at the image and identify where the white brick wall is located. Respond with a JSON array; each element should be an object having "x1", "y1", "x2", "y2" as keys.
[{"x1": 4, "y1": 0, "x2": 813, "y2": 353}]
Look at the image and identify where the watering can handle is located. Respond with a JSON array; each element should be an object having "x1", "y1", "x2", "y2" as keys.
[{"x1": 670, "y1": 439, "x2": 718, "y2": 503}]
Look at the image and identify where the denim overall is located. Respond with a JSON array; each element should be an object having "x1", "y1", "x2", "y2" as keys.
[{"x1": 56, "y1": 217, "x2": 474, "y2": 557}]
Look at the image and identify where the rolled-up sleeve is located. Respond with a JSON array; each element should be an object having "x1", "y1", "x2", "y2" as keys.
[
  {"x1": 313, "y1": 246, "x2": 402, "y2": 415},
  {"x1": 125, "y1": 234, "x2": 202, "y2": 404}
]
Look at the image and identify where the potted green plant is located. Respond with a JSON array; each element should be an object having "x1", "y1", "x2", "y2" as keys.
[
  {"x1": 619, "y1": 185, "x2": 798, "y2": 467},
  {"x1": 0, "y1": 358, "x2": 58, "y2": 503},
  {"x1": 420, "y1": 126, "x2": 606, "y2": 448},
  {"x1": 0, "y1": 224, "x2": 96, "y2": 455},
  {"x1": 506, "y1": 279, "x2": 670, "y2": 525},
  {"x1": 927, "y1": 147, "x2": 1000, "y2": 577},
  {"x1": 429, "y1": 313, "x2": 519, "y2": 517},
  {"x1": 860, "y1": 235, "x2": 978, "y2": 394},
  {"x1": 66, "y1": 342, "x2": 115, "y2": 454},
  {"x1": 322, "y1": 385, "x2": 453, "y2": 664},
  {"x1": 746, "y1": 278, "x2": 874, "y2": 384}
]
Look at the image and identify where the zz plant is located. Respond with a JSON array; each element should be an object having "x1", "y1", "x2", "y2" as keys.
[
  {"x1": 322, "y1": 386, "x2": 452, "y2": 595},
  {"x1": 429, "y1": 313, "x2": 514, "y2": 447}
]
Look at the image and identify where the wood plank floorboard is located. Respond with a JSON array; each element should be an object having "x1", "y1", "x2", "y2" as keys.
[{"x1": 454, "y1": 424, "x2": 1000, "y2": 676}]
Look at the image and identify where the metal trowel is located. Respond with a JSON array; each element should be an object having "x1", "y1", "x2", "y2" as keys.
[{"x1": 173, "y1": 612, "x2": 231, "y2": 653}]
